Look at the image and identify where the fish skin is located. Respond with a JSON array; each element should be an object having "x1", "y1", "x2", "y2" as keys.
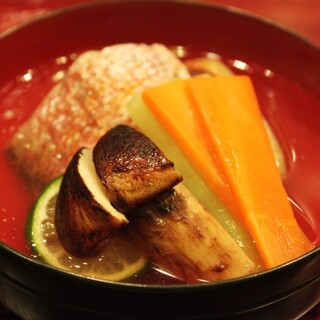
[{"x1": 8, "y1": 43, "x2": 189, "y2": 189}]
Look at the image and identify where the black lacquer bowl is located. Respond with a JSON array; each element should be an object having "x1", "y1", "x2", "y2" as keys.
[{"x1": 0, "y1": 1, "x2": 319, "y2": 319}]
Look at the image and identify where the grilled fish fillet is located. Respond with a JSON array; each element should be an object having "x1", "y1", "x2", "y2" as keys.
[{"x1": 8, "y1": 43, "x2": 189, "y2": 188}]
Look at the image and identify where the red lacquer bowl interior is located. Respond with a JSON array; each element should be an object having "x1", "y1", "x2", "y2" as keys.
[
  {"x1": 0, "y1": 0, "x2": 319, "y2": 292},
  {"x1": 1, "y1": 49, "x2": 320, "y2": 256},
  {"x1": 0, "y1": 2, "x2": 319, "y2": 319}
]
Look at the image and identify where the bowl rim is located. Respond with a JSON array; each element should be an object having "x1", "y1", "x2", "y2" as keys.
[
  {"x1": 0, "y1": 0, "x2": 319, "y2": 291},
  {"x1": 1, "y1": 238, "x2": 319, "y2": 292},
  {"x1": 1, "y1": 0, "x2": 320, "y2": 52}
]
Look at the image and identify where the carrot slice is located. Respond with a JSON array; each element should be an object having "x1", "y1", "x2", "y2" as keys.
[
  {"x1": 187, "y1": 75, "x2": 312, "y2": 268},
  {"x1": 142, "y1": 79, "x2": 232, "y2": 207},
  {"x1": 128, "y1": 94, "x2": 262, "y2": 268}
]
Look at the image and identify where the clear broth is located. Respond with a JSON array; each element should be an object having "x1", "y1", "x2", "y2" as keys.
[{"x1": 0, "y1": 50, "x2": 319, "y2": 285}]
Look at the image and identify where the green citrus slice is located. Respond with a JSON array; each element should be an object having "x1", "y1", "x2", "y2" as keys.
[{"x1": 27, "y1": 176, "x2": 148, "y2": 282}]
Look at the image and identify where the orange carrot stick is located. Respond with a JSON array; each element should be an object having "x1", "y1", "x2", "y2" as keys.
[
  {"x1": 187, "y1": 75, "x2": 312, "y2": 268},
  {"x1": 129, "y1": 93, "x2": 261, "y2": 267},
  {"x1": 142, "y1": 79, "x2": 232, "y2": 207}
]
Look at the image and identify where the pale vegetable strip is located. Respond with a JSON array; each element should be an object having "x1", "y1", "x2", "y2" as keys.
[
  {"x1": 184, "y1": 57, "x2": 234, "y2": 76},
  {"x1": 262, "y1": 119, "x2": 286, "y2": 176},
  {"x1": 187, "y1": 75, "x2": 311, "y2": 268}
]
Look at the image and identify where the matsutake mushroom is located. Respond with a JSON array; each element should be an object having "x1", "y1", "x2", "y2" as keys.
[
  {"x1": 93, "y1": 125, "x2": 183, "y2": 213},
  {"x1": 55, "y1": 125, "x2": 255, "y2": 281},
  {"x1": 55, "y1": 147, "x2": 128, "y2": 257}
]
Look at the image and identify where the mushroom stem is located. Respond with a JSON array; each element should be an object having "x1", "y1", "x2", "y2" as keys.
[{"x1": 132, "y1": 184, "x2": 256, "y2": 282}]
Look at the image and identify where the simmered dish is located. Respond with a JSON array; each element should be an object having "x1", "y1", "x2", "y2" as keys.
[{"x1": 5, "y1": 43, "x2": 313, "y2": 283}]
